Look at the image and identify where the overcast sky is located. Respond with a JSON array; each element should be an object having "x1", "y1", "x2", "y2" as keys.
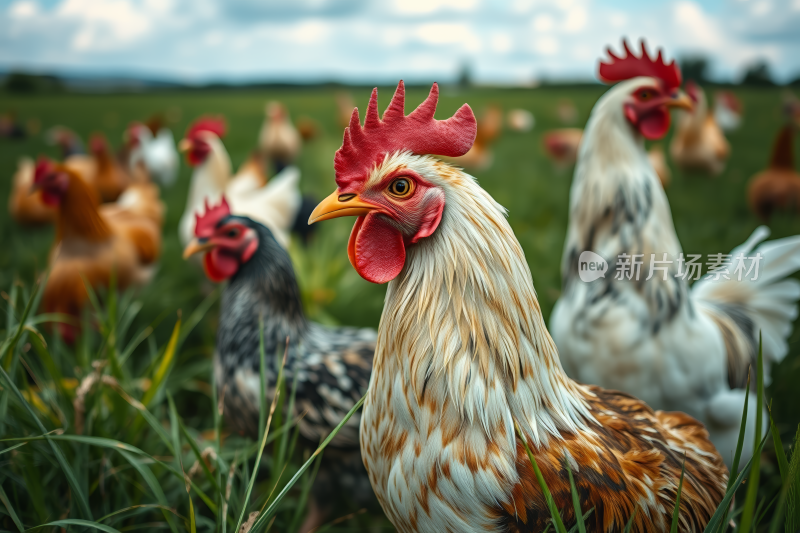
[{"x1": 1, "y1": 0, "x2": 798, "y2": 84}]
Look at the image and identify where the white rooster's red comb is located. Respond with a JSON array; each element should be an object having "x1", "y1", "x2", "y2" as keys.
[
  {"x1": 599, "y1": 39, "x2": 682, "y2": 91},
  {"x1": 333, "y1": 81, "x2": 477, "y2": 191},
  {"x1": 194, "y1": 196, "x2": 231, "y2": 238},
  {"x1": 185, "y1": 116, "x2": 227, "y2": 141}
]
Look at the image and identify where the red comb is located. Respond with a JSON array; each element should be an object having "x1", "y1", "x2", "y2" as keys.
[
  {"x1": 195, "y1": 196, "x2": 231, "y2": 238},
  {"x1": 89, "y1": 133, "x2": 109, "y2": 154},
  {"x1": 334, "y1": 81, "x2": 477, "y2": 191},
  {"x1": 186, "y1": 116, "x2": 227, "y2": 141},
  {"x1": 598, "y1": 39, "x2": 681, "y2": 91},
  {"x1": 34, "y1": 156, "x2": 56, "y2": 185}
]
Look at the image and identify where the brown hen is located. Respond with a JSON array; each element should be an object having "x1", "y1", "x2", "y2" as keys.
[{"x1": 748, "y1": 124, "x2": 800, "y2": 221}]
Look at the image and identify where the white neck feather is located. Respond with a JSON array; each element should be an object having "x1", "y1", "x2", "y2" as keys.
[
  {"x1": 186, "y1": 136, "x2": 232, "y2": 210},
  {"x1": 375, "y1": 163, "x2": 592, "y2": 446}
]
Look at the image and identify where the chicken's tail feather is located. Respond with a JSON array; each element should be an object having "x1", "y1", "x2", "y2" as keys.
[{"x1": 692, "y1": 226, "x2": 800, "y2": 385}]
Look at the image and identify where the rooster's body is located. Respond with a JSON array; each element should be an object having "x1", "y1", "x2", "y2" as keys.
[
  {"x1": 310, "y1": 80, "x2": 727, "y2": 532},
  {"x1": 551, "y1": 47, "x2": 800, "y2": 469}
]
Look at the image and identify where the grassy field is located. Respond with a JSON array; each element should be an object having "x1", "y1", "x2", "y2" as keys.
[{"x1": 1, "y1": 84, "x2": 799, "y2": 531}]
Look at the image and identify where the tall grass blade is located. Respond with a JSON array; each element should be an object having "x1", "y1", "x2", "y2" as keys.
[
  {"x1": 23, "y1": 519, "x2": 123, "y2": 533},
  {"x1": 564, "y1": 453, "x2": 585, "y2": 533},
  {"x1": 623, "y1": 507, "x2": 638, "y2": 532},
  {"x1": 234, "y1": 345, "x2": 288, "y2": 533},
  {"x1": 251, "y1": 393, "x2": 366, "y2": 532},
  {"x1": 786, "y1": 424, "x2": 800, "y2": 533},
  {"x1": 717, "y1": 370, "x2": 752, "y2": 533},
  {"x1": 141, "y1": 316, "x2": 181, "y2": 407},
  {"x1": 0, "y1": 481, "x2": 24, "y2": 532},
  {"x1": 0, "y1": 364, "x2": 93, "y2": 519},
  {"x1": 515, "y1": 421, "x2": 567, "y2": 533},
  {"x1": 118, "y1": 449, "x2": 179, "y2": 533},
  {"x1": 703, "y1": 431, "x2": 770, "y2": 533},
  {"x1": 738, "y1": 333, "x2": 764, "y2": 533},
  {"x1": 670, "y1": 456, "x2": 687, "y2": 533},
  {"x1": 769, "y1": 406, "x2": 789, "y2": 482}
]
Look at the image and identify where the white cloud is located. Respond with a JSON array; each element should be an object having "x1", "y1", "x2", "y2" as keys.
[
  {"x1": 415, "y1": 23, "x2": 481, "y2": 52},
  {"x1": 9, "y1": 0, "x2": 39, "y2": 18},
  {"x1": 57, "y1": 0, "x2": 153, "y2": 50},
  {"x1": 394, "y1": 0, "x2": 478, "y2": 15},
  {"x1": 563, "y1": 6, "x2": 587, "y2": 33},
  {"x1": 490, "y1": 33, "x2": 512, "y2": 53},
  {"x1": 532, "y1": 14, "x2": 554, "y2": 32}
]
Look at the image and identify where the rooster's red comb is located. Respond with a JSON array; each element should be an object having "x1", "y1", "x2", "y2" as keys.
[
  {"x1": 186, "y1": 116, "x2": 227, "y2": 141},
  {"x1": 598, "y1": 39, "x2": 681, "y2": 91},
  {"x1": 34, "y1": 156, "x2": 56, "y2": 185},
  {"x1": 333, "y1": 81, "x2": 477, "y2": 191},
  {"x1": 194, "y1": 196, "x2": 231, "y2": 238}
]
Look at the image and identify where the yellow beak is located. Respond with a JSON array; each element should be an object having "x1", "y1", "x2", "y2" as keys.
[
  {"x1": 666, "y1": 92, "x2": 694, "y2": 111},
  {"x1": 182, "y1": 238, "x2": 215, "y2": 259},
  {"x1": 308, "y1": 190, "x2": 378, "y2": 224},
  {"x1": 178, "y1": 138, "x2": 192, "y2": 152}
]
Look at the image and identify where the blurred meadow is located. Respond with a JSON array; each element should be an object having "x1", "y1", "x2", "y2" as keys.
[{"x1": 1, "y1": 84, "x2": 800, "y2": 531}]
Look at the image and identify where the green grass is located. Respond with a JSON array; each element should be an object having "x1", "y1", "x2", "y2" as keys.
[{"x1": 1, "y1": 84, "x2": 800, "y2": 531}]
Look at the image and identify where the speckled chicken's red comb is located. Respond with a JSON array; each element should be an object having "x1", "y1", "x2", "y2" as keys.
[
  {"x1": 33, "y1": 156, "x2": 56, "y2": 185},
  {"x1": 334, "y1": 81, "x2": 477, "y2": 191},
  {"x1": 186, "y1": 116, "x2": 227, "y2": 141},
  {"x1": 195, "y1": 196, "x2": 231, "y2": 238},
  {"x1": 599, "y1": 39, "x2": 682, "y2": 91}
]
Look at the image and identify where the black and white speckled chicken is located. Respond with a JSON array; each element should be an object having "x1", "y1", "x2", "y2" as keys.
[{"x1": 182, "y1": 197, "x2": 376, "y2": 530}]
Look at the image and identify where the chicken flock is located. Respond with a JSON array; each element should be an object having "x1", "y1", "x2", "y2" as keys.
[{"x1": 6, "y1": 38, "x2": 800, "y2": 533}]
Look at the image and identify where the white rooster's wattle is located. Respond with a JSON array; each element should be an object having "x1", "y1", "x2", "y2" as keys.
[{"x1": 550, "y1": 41, "x2": 800, "y2": 470}]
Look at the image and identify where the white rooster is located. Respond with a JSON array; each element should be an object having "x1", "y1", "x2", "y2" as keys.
[
  {"x1": 127, "y1": 122, "x2": 180, "y2": 187},
  {"x1": 177, "y1": 116, "x2": 300, "y2": 249},
  {"x1": 550, "y1": 40, "x2": 800, "y2": 469}
]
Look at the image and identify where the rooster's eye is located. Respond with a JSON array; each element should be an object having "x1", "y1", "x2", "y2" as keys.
[
  {"x1": 388, "y1": 178, "x2": 415, "y2": 198},
  {"x1": 226, "y1": 228, "x2": 240, "y2": 238},
  {"x1": 638, "y1": 89, "x2": 653, "y2": 100}
]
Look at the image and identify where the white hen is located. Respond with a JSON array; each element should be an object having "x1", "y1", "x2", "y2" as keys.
[
  {"x1": 128, "y1": 123, "x2": 179, "y2": 187},
  {"x1": 550, "y1": 41, "x2": 800, "y2": 470},
  {"x1": 178, "y1": 117, "x2": 299, "y2": 249}
]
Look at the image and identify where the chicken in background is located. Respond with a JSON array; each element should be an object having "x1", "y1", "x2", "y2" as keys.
[
  {"x1": 183, "y1": 199, "x2": 376, "y2": 532},
  {"x1": 258, "y1": 101, "x2": 302, "y2": 173},
  {"x1": 542, "y1": 127, "x2": 583, "y2": 169},
  {"x1": 45, "y1": 125, "x2": 85, "y2": 158},
  {"x1": 748, "y1": 124, "x2": 800, "y2": 221},
  {"x1": 647, "y1": 144, "x2": 671, "y2": 187},
  {"x1": 449, "y1": 104, "x2": 502, "y2": 170},
  {"x1": 32, "y1": 159, "x2": 162, "y2": 343},
  {"x1": 784, "y1": 91, "x2": 800, "y2": 128},
  {"x1": 126, "y1": 117, "x2": 179, "y2": 187},
  {"x1": 9, "y1": 157, "x2": 56, "y2": 225},
  {"x1": 178, "y1": 116, "x2": 300, "y2": 250},
  {"x1": 87, "y1": 133, "x2": 132, "y2": 202},
  {"x1": 506, "y1": 108, "x2": 535, "y2": 132},
  {"x1": 295, "y1": 116, "x2": 320, "y2": 142},
  {"x1": 670, "y1": 80, "x2": 730, "y2": 176},
  {"x1": 556, "y1": 97, "x2": 579, "y2": 124},
  {"x1": 309, "y1": 81, "x2": 727, "y2": 532},
  {"x1": 550, "y1": 40, "x2": 800, "y2": 469},
  {"x1": 713, "y1": 90, "x2": 743, "y2": 132}
]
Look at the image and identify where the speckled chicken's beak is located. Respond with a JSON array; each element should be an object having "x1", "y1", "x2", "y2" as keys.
[
  {"x1": 308, "y1": 190, "x2": 378, "y2": 224},
  {"x1": 183, "y1": 237, "x2": 214, "y2": 259},
  {"x1": 666, "y1": 92, "x2": 693, "y2": 111},
  {"x1": 177, "y1": 138, "x2": 192, "y2": 152}
]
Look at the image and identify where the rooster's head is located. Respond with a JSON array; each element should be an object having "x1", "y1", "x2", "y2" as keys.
[
  {"x1": 179, "y1": 116, "x2": 227, "y2": 167},
  {"x1": 598, "y1": 39, "x2": 693, "y2": 140},
  {"x1": 32, "y1": 156, "x2": 70, "y2": 206},
  {"x1": 308, "y1": 81, "x2": 477, "y2": 284},
  {"x1": 182, "y1": 196, "x2": 258, "y2": 282}
]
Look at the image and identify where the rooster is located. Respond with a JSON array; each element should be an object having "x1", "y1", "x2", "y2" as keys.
[
  {"x1": 182, "y1": 199, "x2": 376, "y2": 531},
  {"x1": 670, "y1": 80, "x2": 730, "y2": 176},
  {"x1": 550, "y1": 40, "x2": 800, "y2": 470},
  {"x1": 309, "y1": 80, "x2": 727, "y2": 532},
  {"x1": 87, "y1": 133, "x2": 132, "y2": 202},
  {"x1": 126, "y1": 120, "x2": 179, "y2": 187},
  {"x1": 32, "y1": 159, "x2": 162, "y2": 343},
  {"x1": 177, "y1": 116, "x2": 299, "y2": 250},
  {"x1": 507, "y1": 108, "x2": 535, "y2": 132},
  {"x1": 258, "y1": 101, "x2": 302, "y2": 173},
  {"x1": 748, "y1": 124, "x2": 800, "y2": 221}
]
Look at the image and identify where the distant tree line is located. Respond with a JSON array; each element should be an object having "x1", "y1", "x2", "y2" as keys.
[
  {"x1": 3, "y1": 72, "x2": 64, "y2": 93},
  {"x1": 680, "y1": 55, "x2": 800, "y2": 87}
]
